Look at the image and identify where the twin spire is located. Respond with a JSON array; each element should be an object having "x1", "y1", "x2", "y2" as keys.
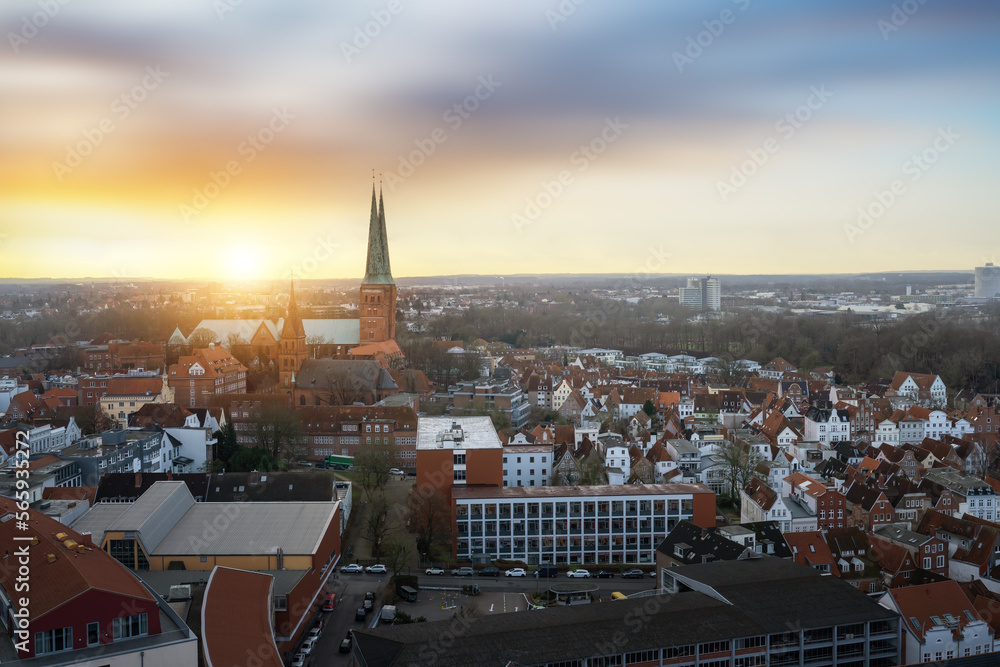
[{"x1": 363, "y1": 181, "x2": 394, "y2": 285}]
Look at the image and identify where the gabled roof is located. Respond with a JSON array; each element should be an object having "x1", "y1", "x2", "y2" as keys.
[
  {"x1": 0, "y1": 497, "x2": 156, "y2": 621},
  {"x1": 888, "y1": 579, "x2": 985, "y2": 642},
  {"x1": 785, "y1": 531, "x2": 840, "y2": 576}
]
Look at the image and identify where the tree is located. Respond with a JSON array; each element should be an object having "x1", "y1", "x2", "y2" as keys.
[
  {"x1": 228, "y1": 445, "x2": 276, "y2": 472},
  {"x1": 248, "y1": 402, "x2": 304, "y2": 462},
  {"x1": 354, "y1": 438, "x2": 398, "y2": 502},
  {"x1": 383, "y1": 536, "x2": 412, "y2": 578},
  {"x1": 406, "y1": 485, "x2": 452, "y2": 559},
  {"x1": 213, "y1": 422, "x2": 239, "y2": 467},
  {"x1": 321, "y1": 367, "x2": 369, "y2": 406},
  {"x1": 716, "y1": 440, "x2": 763, "y2": 500},
  {"x1": 365, "y1": 492, "x2": 393, "y2": 561},
  {"x1": 642, "y1": 399, "x2": 656, "y2": 417},
  {"x1": 569, "y1": 455, "x2": 607, "y2": 486}
]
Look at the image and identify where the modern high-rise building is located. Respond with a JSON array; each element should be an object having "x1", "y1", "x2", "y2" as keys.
[
  {"x1": 975, "y1": 262, "x2": 1000, "y2": 298},
  {"x1": 680, "y1": 276, "x2": 721, "y2": 311}
]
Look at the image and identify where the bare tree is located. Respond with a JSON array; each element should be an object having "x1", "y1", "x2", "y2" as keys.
[
  {"x1": 365, "y1": 492, "x2": 393, "y2": 561},
  {"x1": 248, "y1": 401, "x2": 304, "y2": 462},
  {"x1": 354, "y1": 438, "x2": 398, "y2": 502},
  {"x1": 322, "y1": 367, "x2": 369, "y2": 406},
  {"x1": 569, "y1": 455, "x2": 607, "y2": 486},
  {"x1": 406, "y1": 485, "x2": 452, "y2": 559},
  {"x1": 383, "y1": 536, "x2": 412, "y2": 578},
  {"x1": 716, "y1": 440, "x2": 763, "y2": 500}
]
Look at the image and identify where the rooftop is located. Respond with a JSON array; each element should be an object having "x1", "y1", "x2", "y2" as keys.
[
  {"x1": 453, "y1": 482, "x2": 714, "y2": 501},
  {"x1": 417, "y1": 416, "x2": 503, "y2": 450}
]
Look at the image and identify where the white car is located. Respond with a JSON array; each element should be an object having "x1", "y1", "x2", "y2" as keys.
[
  {"x1": 425, "y1": 567, "x2": 446, "y2": 576},
  {"x1": 308, "y1": 626, "x2": 322, "y2": 639},
  {"x1": 505, "y1": 568, "x2": 527, "y2": 577},
  {"x1": 291, "y1": 653, "x2": 306, "y2": 667},
  {"x1": 300, "y1": 637, "x2": 317, "y2": 655},
  {"x1": 341, "y1": 563, "x2": 363, "y2": 573},
  {"x1": 389, "y1": 468, "x2": 405, "y2": 476},
  {"x1": 366, "y1": 564, "x2": 387, "y2": 574},
  {"x1": 566, "y1": 569, "x2": 591, "y2": 578}
]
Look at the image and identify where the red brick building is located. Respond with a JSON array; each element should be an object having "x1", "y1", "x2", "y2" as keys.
[{"x1": 168, "y1": 345, "x2": 247, "y2": 407}]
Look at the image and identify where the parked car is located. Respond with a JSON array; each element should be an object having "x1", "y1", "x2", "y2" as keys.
[
  {"x1": 291, "y1": 653, "x2": 306, "y2": 667},
  {"x1": 594, "y1": 570, "x2": 615, "y2": 579},
  {"x1": 389, "y1": 468, "x2": 405, "y2": 476},
  {"x1": 296, "y1": 460, "x2": 312, "y2": 467},
  {"x1": 650, "y1": 570, "x2": 657, "y2": 578},
  {"x1": 425, "y1": 567, "x2": 446, "y2": 576},
  {"x1": 478, "y1": 567, "x2": 500, "y2": 577},
  {"x1": 363, "y1": 599, "x2": 374, "y2": 612},
  {"x1": 322, "y1": 592, "x2": 337, "y2": 611},
  {"x1": 451, "y1": 566, "x2": 474, "y2": 577},
  {"x1": 366, "y1": 564, "x2": 387, "y2": 574},
  {"x1": 534, "y1": 565, "x2": 559, "y2": 578},
  {"x1": 365, "y1": 591, "x2": 375, "y2": 601},
  {"x1": 308, "y1": 626, "x2": 322, "y2": 639},
  {"x1": 341, "y1": 563, "x2": 363, "y2": 573},
  {"x1": 355, "y1": 607, "x2": 367, "y2": 622},
  {"x1": 339, "y1": 637, "x2": 352, "y2": 653},
  {"x1": 566, "y1": 569, "x2": 591, "y2": 578},
  {"x1": 621, "y1": 569, "x2": 645, "y2": 579},
  {"x1": 505, "y1": 568, "x2": 527, "y2": 577},
  {"x1": 300, "y1": 637, "x2": 317, "y2": 655}
]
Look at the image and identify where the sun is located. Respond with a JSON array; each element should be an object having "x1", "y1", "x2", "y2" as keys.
[{"x1": 224, "y1": 245, "x2": 262, "y2": 281}]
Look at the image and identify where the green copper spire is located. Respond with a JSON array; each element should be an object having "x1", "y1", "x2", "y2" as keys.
[{"x1": 363, "y1": 184, "x2": 394, "y2": 285}]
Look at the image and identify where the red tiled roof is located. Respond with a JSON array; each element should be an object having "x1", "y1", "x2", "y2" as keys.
[
  {"x1": 888, "y1": 579, "x2": 984, "y2": 641},
  {"x1": 0, "y1": 497, "x2": 156, "y2": 621},
  {"x1": 784, "y1": 531, "x2": 841, "y2": 576}
]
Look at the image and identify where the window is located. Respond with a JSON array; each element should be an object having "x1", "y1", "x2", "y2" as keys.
[
  {"x1": 937, "y1": 555, "x2": 944, "y2": 568},
  {"x1": 35, "y1": 627, "x2": 72, "y2": 654},
  {"x1": 112, "y1": 613, "x2": 148, "y2": 640},
  {"x1": 87, "y1": 622, "x2": 100, "y2": 645}
]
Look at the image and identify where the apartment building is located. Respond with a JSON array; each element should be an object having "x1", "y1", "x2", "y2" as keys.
[{"x1": 452, "y1": 482, "x2": 715, "y2": 565}]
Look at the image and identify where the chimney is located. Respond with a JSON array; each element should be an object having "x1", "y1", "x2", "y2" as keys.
[
  {"x1": 134, "y1": 472, "x2": 142, "y2": 488},
  {"x1": 166, "y1": 470, "x2": 173, "y2": 481}
]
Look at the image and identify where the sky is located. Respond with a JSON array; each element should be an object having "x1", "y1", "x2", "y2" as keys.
[{"x1": 1, "y1": 0, "x2": 999, "y2": 282}]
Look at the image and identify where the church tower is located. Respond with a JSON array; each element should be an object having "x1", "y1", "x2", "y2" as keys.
[
  {"x1": 278, "y1": 278, "x2": 309, "y2": 391},
  {"x1": 359, "y1": 186, "x2": 397, "y2": 342}
]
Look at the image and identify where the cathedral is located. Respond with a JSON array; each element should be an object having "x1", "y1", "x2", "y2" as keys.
[{"x1": 168, "y1": 186, "x2": 403, "y2": 396}]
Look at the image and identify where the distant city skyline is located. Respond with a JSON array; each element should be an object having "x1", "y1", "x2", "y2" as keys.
[{"x1": 2, "y1": 1, "x2": 998, "y2": 280}]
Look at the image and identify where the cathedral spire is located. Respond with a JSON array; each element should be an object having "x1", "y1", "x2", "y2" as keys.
[
  {"x1": 281, "y1": 277, "x2": 305, "y2": 338},
  {"x1": 363, "y1": 182, "x2": 394, "y2": 285}
]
